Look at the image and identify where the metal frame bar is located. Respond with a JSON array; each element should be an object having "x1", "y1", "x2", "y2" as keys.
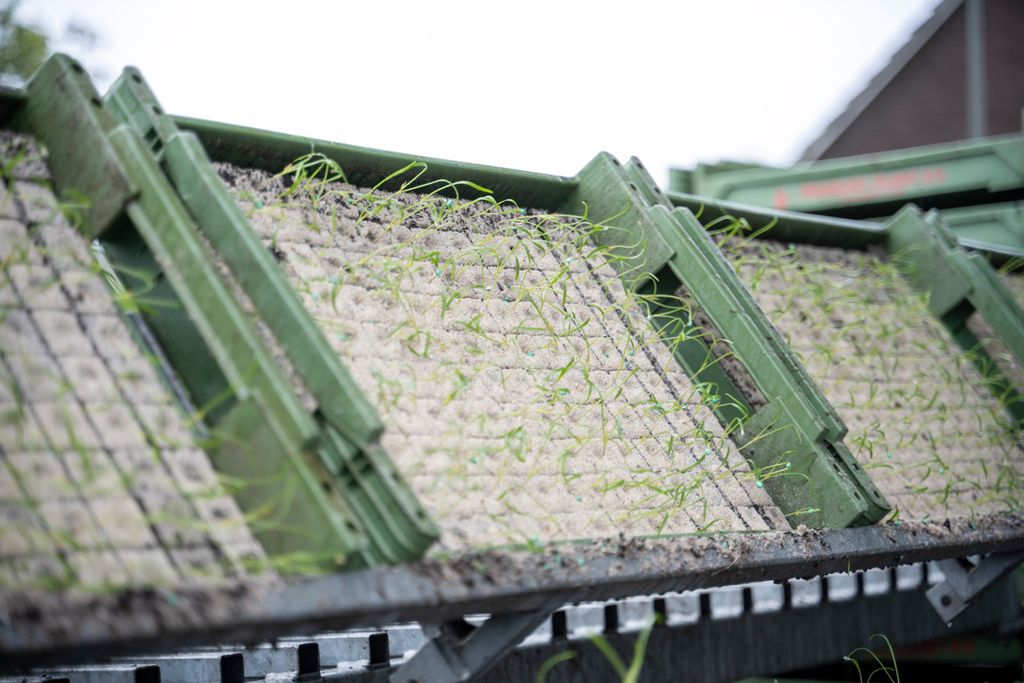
[
  {"x1": 667, "y1": 190, "x2": 1024, "y2": 261},
  {"x1": 14, "y1": 564, "x2": 1023, "y2": 682},
  {"x1": 926, "y1": 552, "x2": 1024, "y2": 623},
  {"x1": 667, "y1": 190, "x2": 888, "y2": 248},
  {"x1": 678, "y1": 132, "x2": 1024, "y2": 220},
  {"x1": 175, "y1": 116, "x2": 576, "y2": 210},
  {"x1": 390, "y1": 607, "x2": 558, "y2": 682},
  {"x1": 965, "y1": 0, "x2": 988, "y2": 140},
  {"x1": 4, "y1": 514, "x2": 1024, "y2": 668},
  {"x1": 469, "y1": 573, "x2": 1022, "y2": 683}
]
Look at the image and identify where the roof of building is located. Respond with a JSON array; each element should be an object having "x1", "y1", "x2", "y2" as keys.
[{"x1": 798, "y1": 0, "x2": 964, "y2": 162}]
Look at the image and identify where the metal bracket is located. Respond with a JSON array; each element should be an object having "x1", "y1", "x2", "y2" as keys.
[
  {"x1": 391, "y1": 608, "x2": 555, "y2": 683},
  {"x1": 939, "y1": 201, "x2": 1024, "y2": 255},
  {"x1": 926, "y1": 552, "x2": 1024, "y2": 623}
]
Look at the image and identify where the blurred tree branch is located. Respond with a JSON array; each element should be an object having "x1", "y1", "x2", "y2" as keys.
[
  {"x1": 0, "y1": 1, "x2": 47, "y2": 82},
  {"x1": 0, "y1": 1, "x2": 101, "y2": 85}
]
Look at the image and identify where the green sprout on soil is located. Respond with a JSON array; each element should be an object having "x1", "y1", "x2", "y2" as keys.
[
  {"x1": 586, "y1": 615, "x2": 657, "y2": 683},
  {"x1": 536, "y1": 614, "x2": 659, "y2": 683},
  {"x1": 844, "y1": 633, "x2": 900, "y2": 683}
]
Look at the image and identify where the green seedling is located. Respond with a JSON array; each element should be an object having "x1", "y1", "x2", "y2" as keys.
[{"x1": 844, "y1": 633, "x2": 900, "y2": 683}]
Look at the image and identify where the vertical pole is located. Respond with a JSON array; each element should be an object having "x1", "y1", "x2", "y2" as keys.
[{"x1": 965, "y1": 0, "x2": 987, "y2": 139}]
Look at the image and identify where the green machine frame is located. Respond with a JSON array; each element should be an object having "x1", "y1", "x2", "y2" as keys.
[{"x1": 671, "y1": 133, "x2": 1024, "y2": 255}]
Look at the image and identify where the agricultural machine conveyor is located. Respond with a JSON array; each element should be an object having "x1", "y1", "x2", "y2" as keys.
[{"x1": 0, "y1": 55, "x2": 1023, "y2": 682}]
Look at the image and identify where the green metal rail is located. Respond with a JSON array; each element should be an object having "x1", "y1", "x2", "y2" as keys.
[
  {"x1": 671, "y1": 133, "x2": 1024, "y2": 252},
  {"x1": 937, "y1": 202, "x2": 1024, "y2": 256},
  {"x1": 669, "y1": 191, "x2": 1024, "y2": 261},
  {"x1": 176, "y1": 116, "x2": 576, "y2": 210},
  {"x1": 668, "y1": 191, "x2": 888, "y2": 249},
  {"x1": 12, "y1": 54, "x2": 437, "y2": 568}
]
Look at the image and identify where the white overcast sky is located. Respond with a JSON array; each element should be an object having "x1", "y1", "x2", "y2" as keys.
[{"x1": 29, "y1": 1, "x2": 940, "y2": 185}]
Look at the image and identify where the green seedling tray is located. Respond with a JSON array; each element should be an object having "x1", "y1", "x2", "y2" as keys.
[
  {"x1": 103, "y1": 66, "x2": 438, "y2": 564},
  {"x1": 171, "y1": 110, "x2": 906, "y2": 528},
  {"x1": 566, "y1": 155, "x2": 890, "y2": 527},
  {"x1": 15, "y1": 54, "x2": 377, "y2": 569},
  {"x1": 663, "y1": 189, "x2": 1024, "y2": 427}
]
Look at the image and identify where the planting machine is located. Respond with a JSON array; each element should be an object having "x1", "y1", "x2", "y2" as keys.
[{"x1": 0, "y1": 55, "x2": 1023, "y2": 682}]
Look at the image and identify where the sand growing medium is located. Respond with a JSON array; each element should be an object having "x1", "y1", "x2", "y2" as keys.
[
  {"x1": 0, "y1": 132, "x2": 266, "y2": 594},
  {"x1": 218, "y1": 161, "x2": 789, "y2": 550},
  {"x1": 718, "y1": 233, "x2": 1024, "y2": 522}
]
